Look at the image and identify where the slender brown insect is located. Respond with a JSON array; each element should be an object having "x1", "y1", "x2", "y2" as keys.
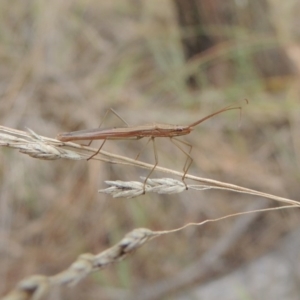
[{"x1": 57, "y1": 103, "x2": 245, "y2": 191}]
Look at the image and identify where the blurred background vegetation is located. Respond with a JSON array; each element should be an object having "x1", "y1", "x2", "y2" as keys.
[{"x1": 1, "y1": 0, "x2": 300, "y2": 299}]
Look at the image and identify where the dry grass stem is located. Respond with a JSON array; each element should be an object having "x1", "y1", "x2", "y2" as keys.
[
  {"x1": 130, "y1": 201, "x2": 271, "y2": 299},
  {"x1": 1, "y1": 126, "x2": 299, "y2": 299},
  {"x1": 1, "y1": 1, "x2": 299, "y2": 299},
  {"x1": 2, "y1": 205, "x2": 296, "y2": 300},
  {"x1": 100, "y1": 177, "x2": 189, "y2": 198},
  {"x1": 100, "y1": 177, "x2": 300, "y2": 208},
  {"x1": 1, "y1": 228, "x2": 156, "y2": 300},
  {"x1": 1, "y1": 126, "x2": 299, "y2": 207}
]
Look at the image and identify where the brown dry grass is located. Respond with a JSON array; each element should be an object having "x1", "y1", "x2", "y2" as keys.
[{"x1": 1, "y1": 0, "x2": 300, "y2": 299}]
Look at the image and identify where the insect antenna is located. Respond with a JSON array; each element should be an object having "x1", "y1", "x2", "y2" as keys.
[{"x1": 188, "y1": 103, "x2": 245, "y2": 129}]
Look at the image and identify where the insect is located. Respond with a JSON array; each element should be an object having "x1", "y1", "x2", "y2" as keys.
[{"x1": 57, "y1": 104, "x2": 245, "y2": 192}]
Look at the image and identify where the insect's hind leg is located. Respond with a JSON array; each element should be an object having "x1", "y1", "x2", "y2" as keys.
[{"x1": 170, "y1": 137, "x2": 193, "y2": 190}]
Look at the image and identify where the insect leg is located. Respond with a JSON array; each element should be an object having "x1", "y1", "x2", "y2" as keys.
[
  {"x1": 135, "y1": 137, "x2": 152, "y2": 161},
  {"x1": 87, "y1": 139, "x2": 107, "y2": 160},
  {"x1": 87, "y1": 108, "x2": 129, "y2": 147},
  {"x1": 109, "y1": 108, "x2": 130, "y2": 127},
  {"x1": 86, "y1": 108, "x2": 129, "y2": 160},
  {"x1": 170, "y1": 137, "x2": 193, "y2": 189},
  {"x1": 142, "y1": 137, "x2": 158, "y2": 193}
]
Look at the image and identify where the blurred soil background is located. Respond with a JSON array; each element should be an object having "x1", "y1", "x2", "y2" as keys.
[{"x1": 1, "y1": 0, "x2": 300, "y2": 299}]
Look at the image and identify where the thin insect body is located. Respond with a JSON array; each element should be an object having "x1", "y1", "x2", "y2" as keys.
[{"x1": 57, "y1": 104, "x2": 245, "y2": 191}]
